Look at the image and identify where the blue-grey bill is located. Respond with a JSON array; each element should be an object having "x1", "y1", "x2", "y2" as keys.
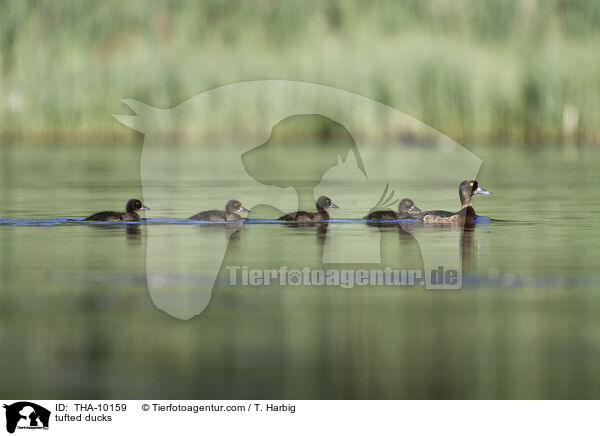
[
  {"x1": 475, "y1": 186, "x2": 492, "y2": 195},
  {"x1": 141, "y1": 205, "x2": 150, "y2": 210},
  {"x1": 331, "y1": 203, "x2": 339, "y2": 209},
  {"x1": 240, "y1": 207, "x2": 250, "y2": 213},
  {"x1": 410, "y1": 205, "x2": 422, "y2": 212}
]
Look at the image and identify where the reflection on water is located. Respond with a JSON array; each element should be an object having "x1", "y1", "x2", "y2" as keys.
[{"x1": 2, "y1": 147, "x2": 600, "y2": 398}]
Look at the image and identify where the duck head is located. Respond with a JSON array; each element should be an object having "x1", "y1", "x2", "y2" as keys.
[
  {"x1": 126, "y1": 199, "x2": 150, "y2": 213},
  {"x1": 226, "y1": 199, "x2": 250, "y2": 214},
  {"x1": 398, "y1": 198, "x2": 421, "y2": 214},
  {"x1": 459, "y1": 180, "x2": 491, "y2": 206}
]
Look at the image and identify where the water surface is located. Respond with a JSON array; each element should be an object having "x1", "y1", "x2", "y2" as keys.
[{"x1": 1, "y1": 146, "x2": 599, "y2": 399}]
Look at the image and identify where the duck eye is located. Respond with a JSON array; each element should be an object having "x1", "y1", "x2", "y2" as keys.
[{"x1": 469, "y1": 182, "x2": 473, "y2": 187}]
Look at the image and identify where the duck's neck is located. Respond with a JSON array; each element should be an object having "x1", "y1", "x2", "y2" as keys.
[
  {"x1": 316, "y1": 204, "x2": 329, "y2": 219},
  {"x1": 461, "y1": 205, "x2": 477, "y2": 222},
  {"x1": 459, "y1": 191, "x2": 473, "y2": 208},
  {"x1": 459, "y1": 190, "x2": 476, "y2": 222}
]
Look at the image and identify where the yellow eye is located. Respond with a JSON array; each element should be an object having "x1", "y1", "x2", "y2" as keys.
[{"x1": 469, "y1": 182, "x2": 474, "y2": 186}]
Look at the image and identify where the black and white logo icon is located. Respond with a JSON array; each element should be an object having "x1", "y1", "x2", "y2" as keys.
[{"x1": 3, "y1": 402, "x2": 50, "y2": 434}]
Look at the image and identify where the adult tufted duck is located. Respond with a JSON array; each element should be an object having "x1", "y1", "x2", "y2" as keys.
[{"x1": 415, "y1": 180, "x2": 491, "y2": 224}]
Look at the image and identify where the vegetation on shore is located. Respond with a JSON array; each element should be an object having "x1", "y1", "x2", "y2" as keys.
[{"x1": 1, "y1": 0, "x2": 600, "y2": 146}]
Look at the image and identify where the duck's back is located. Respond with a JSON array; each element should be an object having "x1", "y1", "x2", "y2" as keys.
[
  {"x1": 422, "y1": 213, "x2": 460, "y2": 224},
  {"x1": 364, "y1": 210, "x2": 398, "y2": 221},
  {"x1": 189, "y1": 210, "x2": 227, "y2": 221},
  {"x1": 84, "y1": 211, "x2": 126, "y2": 221},
  {"x1": 278, "y1": 210, "x2": 318, "y2": 221},
  {"x1": 416, "y1": 207, "x2": 475, "y2": 224}
]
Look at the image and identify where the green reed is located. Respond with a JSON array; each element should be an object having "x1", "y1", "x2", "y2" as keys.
[{"x1": 1, "y1": 0, "x2": 599, "y2": 146}]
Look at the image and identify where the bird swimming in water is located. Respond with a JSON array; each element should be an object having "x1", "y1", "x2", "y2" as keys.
[
  {"x1": 364, "y1": 198, "x2": 421, "y2": 221},
  {"x1": 189, "y1": 199, "x2": 249, "y2": 221},
  {"x1": 414, "y1": 180, "x2": 491, "y2": 224},
  {"x1": 278, "y1": 196, "x2": 339, "y2": 222},
  {"x1": 84, "y1": 199, "x2": 149, "y2": 222}
]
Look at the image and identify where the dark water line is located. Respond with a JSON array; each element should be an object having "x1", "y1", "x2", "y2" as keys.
[{"x1": 0, "y1": 216, "x2": 493, "y2": 226}]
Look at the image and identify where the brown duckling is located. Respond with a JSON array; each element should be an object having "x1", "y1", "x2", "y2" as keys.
[
  {"x1": 364, "y1": 198, "x2": 421, "y2": 221},
  {"x1": 84, "y1": 199, "x2": 149, "y2": 222},
  {"x1": 278, "y1": 196, "x2": 339, "y2": 222},
  {"x1": 189, "y1": 199, "x2": 249, "y2": 221}
]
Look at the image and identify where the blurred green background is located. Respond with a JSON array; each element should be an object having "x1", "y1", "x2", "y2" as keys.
[{"x1": 1, "y1": 0, "x2": 599, "y2": 146}]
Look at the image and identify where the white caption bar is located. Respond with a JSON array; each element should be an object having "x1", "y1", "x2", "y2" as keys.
[{"x1": 0, "y1": 400, "x2": 595, "y2": 435}]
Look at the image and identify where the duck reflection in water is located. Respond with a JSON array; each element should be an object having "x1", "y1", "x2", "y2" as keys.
[
  {"x1": 126, "y1": 223, "x2": 142, "y2": 240},
  {"x1": 396, "y1": 215, "x2": 480, "y2": 277}
]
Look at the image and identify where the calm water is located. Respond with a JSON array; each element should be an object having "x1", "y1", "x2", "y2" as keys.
[{"x1": 1, "y1": 146, "x2": 600, "y2": 399}]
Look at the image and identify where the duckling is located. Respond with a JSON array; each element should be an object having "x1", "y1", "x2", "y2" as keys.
[
  {"x1": 189, "y1": 199, "x2": 249, "y2": 221},
  {"x1": 278, "y1": 196, "x2": 339, "y2": 222},
  {"x1": 84, "y1": 199, "x2": 149, "y2": 222},
  {"x1": 364, "y1": 198, "x2": 421, "y2": 221},
  {"x1": 415, "y1": 180, "x2": 491, "y2": 224}
]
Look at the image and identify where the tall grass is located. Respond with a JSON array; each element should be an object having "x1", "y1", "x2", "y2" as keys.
[{"x1": 1, "y1": 0, "x2": 600, "y2": 146}]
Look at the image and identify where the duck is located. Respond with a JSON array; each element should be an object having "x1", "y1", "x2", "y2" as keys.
[
  {"x1": 364, "y1": 198, "x2": 421, "y2": 221},
  {"x1": 189, "y1": 199, "x2": 249, "y2": 221},
  {"x1": 84, "y1": 199, "x2": 149, "y2": 221},
  {"x1": 278, "y1": 196, "x2": 339, "y2": 222},
  {"x1": 414, "y1": 180, "x2": 491, "y2": 224}
]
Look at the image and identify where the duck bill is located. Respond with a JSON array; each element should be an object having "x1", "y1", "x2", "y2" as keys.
[
  {"x1": 410, "y1": 205, "x2": 422, "y2": 212},
  {"x1": 140, "y1": 205, "x2": 150, "y2": 210},
  {"x1": 240, "y1": 207, "x2": 250, "y2": 213},
  {"x1": 474, "y1": 186, "x2": 492, "y2": 195},
  {"x1": 330, "y1": 203, "x2": 339, "y2": 209}
]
